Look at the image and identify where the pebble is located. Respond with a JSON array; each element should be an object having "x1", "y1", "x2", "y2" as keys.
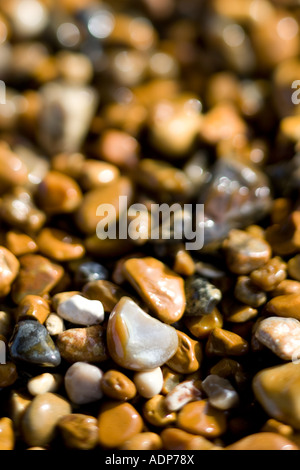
[
  {"x1": 0, "y1": 247, "x2": 19, "y2": 298},
  {"x1": 51, "y1": 152, "x2": 85, "y2": 179},
  {"x1": 10, "y1": 392, "x2": 31, "y2": 433},
  {"x1": 184, "y1": 308, "x2": 223, "y2": 339},
  {"x1": 82, "y1": 280, "x2": 125, "y2": 312},
  {"x1": 165, "y1": 380, "x2": 202, "y2": 411},
  {"x1": 0, "y1": 363, "x2": 18, "y2": 387},
  {"x1": 255, "y1": 317, "x2": 300, "y2": 361},
  {"x1": 133, "y1": 368, "x2": 163, "y2": 398},
  {"x1": 223, "y1": 229, "x2": 271, "y2": 274},
  {"x1": 166, "y1": 331, "x2": 202, "y2": 374},
  {"x1": 253, "y1": 362, "x2": 300, "y2": 429},
  {"x1": 11, "y1": 254, "x2": 64, "y2": 304},
  {"x1": 143, "y1": 395, "x2": 176, "y2": 427},
  {"x1": 57, "y1": 414, "x2": 99, "y2": 450},
  {"x1": 161, "y1": 367, "x2": 183, "y2": 395},
  {"x1": 288, "y1": 255, "x2": 300, "y2": 282},
  {"x1": 261, "y1": 419, "x2": 294, "y2": 437},
  {"x1": 173, "y1": 246, "x2": 195, "y2": 277},
  {"x1": 250, "y1": 257, "x2": 287, "y2": 291},
  {"x1": 98, "y1": 129, "x2": 140, "y2": 168},
  {"x1": 266, "y1": 294, "x2": 300, "y2": 321},
  {"x1": 21, "y1": 393, "x2": 71, "y2": 447},
  {"x1": 161, "y1": 428, "x2": 218, "y2": 451},
  {"x1": 266, "y1": 212, "x2": 300, "y2": 256},
  {"x1": 37, "y1": 171, "x2": 82, "y2": 214},
  {"x1": 226, "y1": 433, "x2": 299, "y2": 450},
  {"x1": 52, "y1": 291, "x2": 80, "y2": 311},
  {"x1": 45, "y1": 313, "x2": 65, "y2": 336},
  {"x1": 271, "y1": 280, "x2": 300, "y2": 297},
  {"x1": 123, "y1": 257, "x2": 186, "y2": 324},
  {"x1": 177, "y1": 399, "x2": 227, "y2": 438},
  {"x1": 0, "y1": 141, "x2": 28, "y2": 187},
  {"x1": 120, "y1": 432, "x2": 162, "y2": 451},
  {"x1": 57, "y1": 325, "x2": 108, "y2": 363},
  {"x1": 80, "y1": 160, "x2": 120, "y2": 190},
  {"x1": 64, "y1": 362, "x2": 103, "y2": 405},
  {"x1": 222, "y1": 298, "x2": 258, "y2": 323},
  {"x1": 36, "y1": 228, "x2": 85, "y2": 261},
  {"x1": 17, "y1": 295, "x2": 50, "y2": 324},
  {"x1": 206, "y1": 327, "x2": 249, "y2": 357},
  {"x1": 201, "y1": 375, "x2": 239, "y2": 410},
  {"x1": 107, "y1": 297, "x2": 178, "y2": 371},
  {"x1": 57, "y1": 294, "x2": 104, "y2": 326},
  {"x1": 101, "y1": 370, "x2": 136, "y2": 401},
  {"x1": 185, "y1": 276, "x2": 222, "y2": 316},
  {"x1": 5, "y1": 231, "x2": 38, "y2": 257},
  {"x1": 27, "y1": 373, "x2": 61, "y2": 396},
  {"x1": 98, "y1": 402, "x2": 143, "y2": 449},
  {"x1": 74, "y1": 261, "x2": 109, "y2": 287},
  {"x1": 210, "y1": 359, "x2": 247, "y2": 387},
  {"x1": 75, "y1": 177, "x2": 133, "y2": 235},
  {"x1": 9, "y1": 320, "x2": 61, "y2": 367},
  {"x1": 0, "y1": 311, "x2": 13, "y2": 338},
  {"x1": 234, "y1": 276, "x2": 267, "y2": 307},
  {"x1": 0, "y1": 418, "x2": 14, "y2": 450}
]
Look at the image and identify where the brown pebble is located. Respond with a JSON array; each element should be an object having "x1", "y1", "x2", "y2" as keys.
[
  {"x1": 38, "y1": 171, "x2": 82, "y2": 214},
  {"x1": 98, "y1": 129, "x2": 140, "y2": 168},
  {"x1": 17, "y1": 295, "x2": 50, "y2": 324},
  {"x1": 185, "y1": 308, "x2": 223, "y2": 339},
  {"x1": 0, "y1": 418, "x2": 14, "y2": 450},
  {"x1": 161, "y1": 367, "x2": 183, "y2": 395},
  {"x1": 101, "y1": 370, "x2": 136, "y2": 401},
  {"x1": 177, "y1": 399, "x2": 226, "y2": 438},
  {"x1": 52, "y1": 291, "x2": 81, "y2": 311},
  {"x1": 10, "y1": 392, "x2": 31, "y2": 433},
  {"x1": 222, "y1": 298, "x2": 258, "y2": 323},
  {"x1": 206, "y1": 328, "x2": 249, "y2": 357},
  {"x1": 261, "y1": 419, "x2": 293, "y2": 437},
  {"x1": 57, "y1": 325, "x2": 108, "y2": 363},
  {"x1": 82, "y1": 280, "x2": 126, "y2": 311},
  {"x1": 58, "y1": 414, "x2": 99, "y2": 450},
  {"x1": 123, "y1": 257, "x2": 186, "y2": 324},
  {"x1": 266, "y1": 211, "x2": 300, "y2": 256},
  {"x1": 266, "y1": 294, "x2": 300, "y2": 321},
  {"x1": 288, "y1": 254, "x2": 300, "y2": 282},
  {"x1": 0, "y1": 141, "x2": 27, "y2": 187},
  {"x1": 80, "y1": 160, "x2": 120, "y2": 190},
  {"x1": 37, "y1": 228, "x2": 85, "y2": 261},
  {"x1": 271, "y1": 279, "x2": 300, "y2": 297},
  {"x1": 173, "y1": 246, "x2": 196, "y2": 277},
  {"x1": 166, "y1": 331, "x2": 202, "y2": 374},
  {"x1": 5, "y1": 231, "x2": 38, "y2": 257},
  {"x1": 226, "y1": 432, "x2": 299, "y2": 450},
  {"x1": 143, "y1": 395, "x2": 176, "y2": 427},
  {"x1": 0, "y1": 311, "x2": 13, "y2": 338},
  {"x1": 98, "y1": 402, "x2": 143, "y2": 448},
  {"x1": 234, "y1": 276, "x2": 267, "y2": 307},
  {"x1": 0, "y1": 247, "x2": 19, "y2": 297},
  {"x1": 161, "y1": 428, "x2": 218, "y2": 450},
  {"x1": 210, "y1": 358, "x2": 247, "y2": 386},
  {"x1": 0, "y1": 363, "x2": 18, "y2": 387},
  {"x1": 223, "y1": 229, "x2": 271, "y2": 274},
  {"x1": 271, "y1": 198, "x2": 292, "y2": 225},
  {"x1": 255, "y1": 316, "x2": 300, "y2": 360},
  {"x1": 250, "y1": 257, "x2": 287, "y2": 291},
  {"x1": 119, "y1": 432, "x2": 163, "y2": 450},
  {"x1": 51, "y1": 152, "x2": 85, "y2": 179}
]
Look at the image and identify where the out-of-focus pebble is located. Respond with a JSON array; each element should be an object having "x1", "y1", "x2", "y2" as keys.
[{"x1": 64, "y1": 362, "x2": 103, "y2": 405}]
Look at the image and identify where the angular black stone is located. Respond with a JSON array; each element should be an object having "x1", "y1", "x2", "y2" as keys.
[
  {"x1": 185, "y1": 276, "x2": 222, "y2": 316},
  {"x1": 9, "y1": 320, "x2": 61, "y2": 367}
]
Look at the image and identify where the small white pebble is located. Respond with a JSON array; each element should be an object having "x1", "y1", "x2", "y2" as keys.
[
  {"x1": 57, "y1": 294, "x2": 104, "y2": 325},
  {"x1": 45, "y1": 313, "x2": 65, "y2": 335},
  {"x1": 165, "y1": 380, "x2": 202, "y2": 411},
  {"x1": 133, "y1": 367, "x2": 163, "y2": 398},
  {"x1": 28, "y1": 373, "x2": 62, "y2": 396},
  {"x1": 202, "y1": 374, "x2": 239, "y2": 410},
  {"x1": 65, "y1": 362, "x2": 103, "y2": 405}
]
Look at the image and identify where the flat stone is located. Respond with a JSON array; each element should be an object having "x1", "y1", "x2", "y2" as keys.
[
  {"x1": 123, "y1": 257, "x2": 186, "y2": 324},
  {"x1": 9, "y1": 320, "x2": 61, "y2": 367},
  {"x1": 166, "y1": 331, "x2": 202, "y2": 374},
  {"x1": 58, "y1": 414, "x2": 99, "y2": 450},
  {"x1": 65, "y1": 362, "x2": 103, "y2": 404},
  {"x1": 255, "y1": 317, "x2": 300, "y2": 361},
  {"x1": 57, "y1": 325, "x2": 108, "y2": 363},
  {"x1": 226, "y1": 432, "x2": 299, "y2": 450},
  {"x1": 177, "y1": 399, "x2": 227, "y2": 438},
  {"x1": 266, "y1": 294, "x2": 300, "y2": 320},
  {"x1": 0, "y1": 246, "x2": 19, "y2": 298},
  {"x1": 57, "y1": 294, "x2": 104, "y2": 325},
  {"x1": 185, "y1": 276, "x2": 222, "y2": 316},
  {"x1": 107, "y1": 297, "x2": 178, "y2": 371},
  {"x1": 206, "y1": 327, "x2": 249, "y2": 357},
  {"x1": 0, "y1": 418, "x2": 14, "y2": 450}
]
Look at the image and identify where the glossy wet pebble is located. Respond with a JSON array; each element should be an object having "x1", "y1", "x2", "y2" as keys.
[
  {"x1": 226, "y1": 433, "x2": 299, "y2": 450},
  {"x1": 74, "y1": 261, "x2": 109, "y2": 287},
  {"x1": 201, "y1": 375, "x2": 239, "y2": 410},
  {"x1": 27, "y1": 373, "x2": 61, "y2": 396},
  {"x1": 0, "y1": 247, "x2": 19, "y2": 298},
  {"x1": 57, "y1": 325, "x2": 108, "y2": 363},
  {"x1": 58, "y1": 414, "x2": 99, "y2": 450},
  {"x1": 177, "y1": 399, "x2": 227, "y2": 438},
  {"x1": 57, "y1": 294, "x2": 104, "y2": 325},
  {"x1": 255, "y1": 317, "x2": 300, "y2": 360},
  {"x1": 0, "y1": 418, "x2": 14, "y2": 450},
  {"x1": 101, "y1": 370, "x2": 136, "y2": 401},
  {"x1": 64, "y1": 362, "x2": 103, "y2": 404}
]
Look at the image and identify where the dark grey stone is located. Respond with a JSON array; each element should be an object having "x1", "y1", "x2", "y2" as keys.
[{"x1": 185, "y1": 276, "x2": 222, "y2": 316}]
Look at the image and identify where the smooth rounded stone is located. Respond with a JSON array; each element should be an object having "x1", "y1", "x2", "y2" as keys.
[
  {"x1": 234, "y1": 276, "x2": 267, "y2": 307},
  {"x1": 177, "y1": 399, "x2": 227, "y2": 438},
  {"x1": 120, "y1": 432, "x2": 162, "y2": 451},
  {"x1": 185, "y1": 276, "x2": 222, "y2": 316},
  {"x1": 57, "y1": 414, "x2": 99, "y2": 450},
  {"x1": 11, "y1": 254, "x2": 64, "y2": 304},
  {"x1": 21, "y1": 393, "x2": 72, "y2": 447},
  {"x1": 261, "y1": 419, "x2": 294, "y2": 437},
  {"x1": 45, "y1": 313, "x2": 65, "y2": 336},
  {"x1": 17, "y1": 295, "x2": 50, "y2": 324},
  {"x1": 107, "y1": 297, "x2": 178, "y2": 371},
  {"x1": 37, "y1": 171, "x2": 82, "y2": 214},
  {"x1": 57, "y1": 325, "x2": 108, "y2": 363},
  {"x1": 0, "y1": 363, "x2": 18, "y2": 387},
  {"x1": 80, "y1": 160, "x2": 120, "y2": 190},
  {"x1": 222, "y1": 298, "x2": 258, "y2": 323},
  {"x1": 201, "y1": 375, "x2": 239, "y2": 410},
  {"x1": 74, "y1": 261, "x2": 109, "y2": 287},
  {"x1": 266, "y1": 294, "x2": 300, "y2": 320},
  {"x1": 65, "y1": 362, "x2": 103, "y2": 405},
  {"x1": 161, "y1": 428, "x2": 218, "y2": 451},
  {"x1": 143, "y1": 395, "x2": 176, "y2": 427},
  {"x1": 271, "y1": 280, "x2": 300, "y2": 297},
  {"x1": 266, "y1": 211, "x2": 300, "y2": 256},
  {"x1": 57, "y1": 294, "x2": 104, "y2": 326},
  {"x1": 185, "y1": 308, "x2": 223, "y2": 339},
  {"x1": 173, "y1": 246, "x2": 195, "y2": 277},
  {"x1": 250, "y1": 257, "x2": 287, "y2": 291},
  {"x1": 5, "y1": 231, "x2": 38, "y2": 257},
  {"x1": 36, "y1": 228, "x2": 85, "y2": 262},
  {"x1": 206, "y1": 328, "x2": 249, "y2": 357},
  {"x1": 9, "y1": 320, "x2": 61, "y2": 367},
  {"x1": 82, "y1": 280, "x2": 126, "y2": 312},
  {"x1": 253, "y1": 362, "x2": 300, "y2": 429},
  {"x1": 10, "y1": 392, "x2": 31, "y2": 433},
  {"x1": 133, "y1": 368, "x2": 163, "y2": 398},
  {"x1": 166, "y1": 331, "x2": 202, "y2": 374},
  {"x1": 288, "y1": 255, "x2": 300, "y2": 282},
  {"x1": 27, "y1": 373, "x2": 62, "y2": 396},
  {"x1": 52, "y1": 152, "x2": 85, "y2": 179},
  {"x1": 0, "y1": 418, "x2": 14, "y2": 450},
  {"x1": 101, "y1": 370, "x2": 136, "y2": 401},
  {"x1": 52, "y1": 291, "x2": 81, "y2": 311},
  {"x1": 0, "y1": 247, "x2": 19, "y2": 297},
  {"x1": 165, "y1": 380, "x2": 202, "y2": 412},
  {"x1": 0, "y1": 141, "x2": 28, "y2": 187},
  {"x1": 0, "y1": 310, "x2": 13, "y2": 338},
  {"x1": 75, "y1": 177, "x2": 134, "y2": 235},
  {"x1": 98, "y1": 129, "x2": 140, "y2": 168},
  {"x1": 98, "y1": 402, "x2": 143, "y2": 449},
  {"x1": 210, "y1": 359, "x2": 247, "y2": 387},
  {"x1": 255, "y1": 317, "x2": 300, "y2": 361},
  {"x1": 123, "y1": 257, "x2": 186, "y2": 324},
  {"x1": 226, "y1": 433, "x2": 299, "y2": 450},
  {"x1": 222, "y1": 229, "x2": 272, "y2": 274}
]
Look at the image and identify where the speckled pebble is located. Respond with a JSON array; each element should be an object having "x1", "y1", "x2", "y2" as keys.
[{"x1": 185, "y1": 276, "x2": 222, "y2": 316}]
